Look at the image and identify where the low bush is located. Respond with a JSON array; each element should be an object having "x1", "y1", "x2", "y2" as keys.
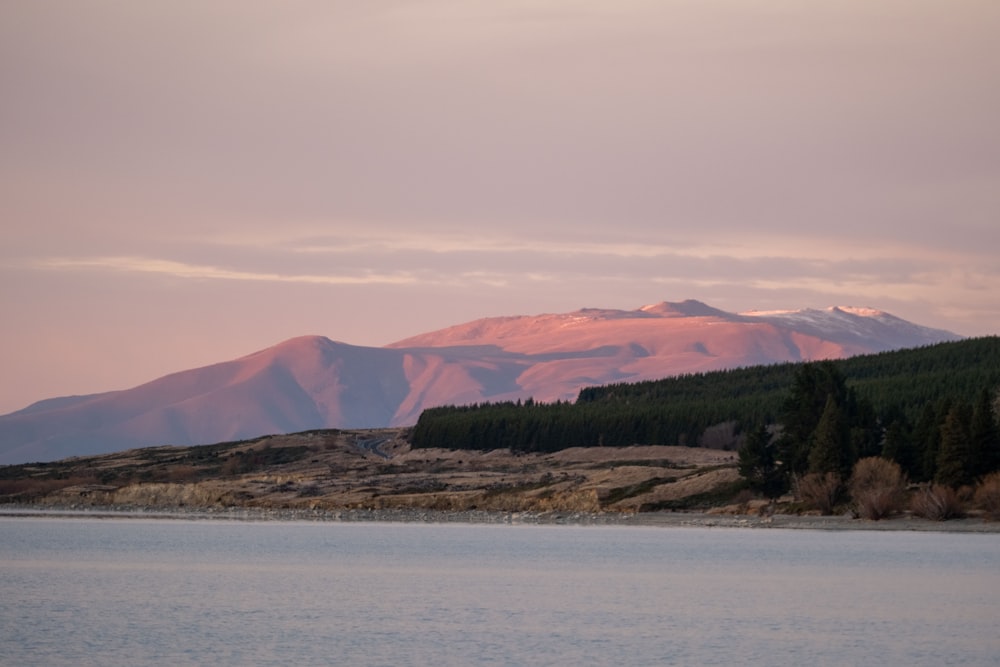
[
  {"x1": 911, "y1": 484, "x2": 964, "y2": 520},
  {"x1": 794, "y1": 472, "x2": 841, "y2": 515},
  {"x1": 848, "y1": 457, "x2": 907, "y2": 520},
  {"x1": 974, "y1": 472, "x2": 1000, "y2": 521}
]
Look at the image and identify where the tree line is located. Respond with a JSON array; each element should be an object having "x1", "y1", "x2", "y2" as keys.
[
  {"x1": 409, "y1": 337, "x2": 1000, "y2": 489},
  {"x1": 737, "y1": 359, "x2": 1000, "y2": 498}
]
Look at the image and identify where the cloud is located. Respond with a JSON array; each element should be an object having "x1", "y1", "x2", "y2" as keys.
[
  {"x1": 204, "y1": 227, "x2": 976, "y2": 265},
  {"x1": 26, "y1": 226, "x2": 998, "y2": 313},
  {"x1": 32, "y1": 256, "x2": 418, "y2": 286}
]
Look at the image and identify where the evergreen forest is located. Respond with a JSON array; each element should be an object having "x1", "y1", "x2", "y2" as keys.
[{"x1": 409, "y1": 337, "x2": 1000, "y2": 492}]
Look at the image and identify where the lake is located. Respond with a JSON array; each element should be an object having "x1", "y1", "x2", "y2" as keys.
[{"x1": 2, "y1": 514, "x2": 998, "y2": 666}]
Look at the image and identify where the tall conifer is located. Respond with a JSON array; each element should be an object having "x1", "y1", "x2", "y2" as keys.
[
  {"x1": 935, "y1": 402, "x2": 973, "y2": 487},
  {"x1": 738, "y1": 424, "x2": 785, "y2": 498},
  {"x1": 971, "y1": 388, "x2": 1000, "y2": 475},
  {"x1": 808, "y1": 394, "x2": 854, "y2": 477}
]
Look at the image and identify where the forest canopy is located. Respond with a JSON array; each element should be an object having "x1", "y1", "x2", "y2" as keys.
[{"x1": 409, "y1": 337, "x2": 1000, "y2": 488}]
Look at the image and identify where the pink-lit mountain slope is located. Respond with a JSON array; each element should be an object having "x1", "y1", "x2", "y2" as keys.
[{"x1": 0, "y1": 300, "x2": 961, "y2": 464}]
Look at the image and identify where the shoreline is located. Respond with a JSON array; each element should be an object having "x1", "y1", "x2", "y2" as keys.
[{"x1": 3, "y1": 504, "x2": 998, "y2": 533}]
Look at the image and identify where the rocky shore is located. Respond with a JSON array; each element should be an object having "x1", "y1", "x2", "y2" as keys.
[{"x1": 4, "y1": 503, "x2": 998, "y2": 533}]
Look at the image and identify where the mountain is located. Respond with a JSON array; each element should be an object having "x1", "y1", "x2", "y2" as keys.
[{"x1": 0, "y1": 300, "x2": 961, "y2": 464}]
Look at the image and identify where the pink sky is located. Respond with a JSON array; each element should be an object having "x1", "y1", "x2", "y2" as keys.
[{"x1": 1, "y1": 1, "x2": 998, "y2": 415}]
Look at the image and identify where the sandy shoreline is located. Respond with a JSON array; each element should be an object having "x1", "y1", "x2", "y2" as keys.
[{"x1": 3, "y1": 504, "x2": 998, "y2": 533}]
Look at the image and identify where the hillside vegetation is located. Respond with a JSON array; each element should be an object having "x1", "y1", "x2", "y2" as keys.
[
  {"x1": 412, "y1": 337, "x2": 1000, "y2": 516},
  {"x1": 0, "y1": 429, "x2": 740, "y2": 515},
  {"x1": 412, "y1": 338, "x2": 998, "y2": 454}
]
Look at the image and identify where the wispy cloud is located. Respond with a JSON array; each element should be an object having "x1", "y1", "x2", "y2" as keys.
[
  {"x1": 27, "y1": 255, "x2": 591, "y2": 290},
  {"x1": 27, "y1": 231, "x2": 995, "y2": 296},
  {"x1": 202, "y1": 228, "x2": 975, "y2": 266},
  {"x1": 220, "y1": 230, "x2": 705, "y2": 259},
  {"x1": 32, "y1": 256, "x2": 418, "y2": 286},
  {"x1": 22, "y1": 229, "x2": 1000, "y2": 332}
]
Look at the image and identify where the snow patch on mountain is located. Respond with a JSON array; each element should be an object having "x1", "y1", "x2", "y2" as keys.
[{"x1": 741, "y1": 306, "x2": 961, "y2": 351}]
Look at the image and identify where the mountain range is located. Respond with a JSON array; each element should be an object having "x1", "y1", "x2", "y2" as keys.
[{"x1": 0, "y1": 300, "x2": 961, "y2": 464}]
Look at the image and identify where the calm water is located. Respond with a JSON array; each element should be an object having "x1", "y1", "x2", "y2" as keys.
[{"x1": 2, "y1": 515, "x2": 998, "y2": 666}]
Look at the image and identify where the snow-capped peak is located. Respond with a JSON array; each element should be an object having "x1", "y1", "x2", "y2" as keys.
[
  {"x1": 830, "y1": 306, "x2": 887, "y2": 318},
  {"x1": 740, "y1": 305, "x2": 960, "y2": 350}
]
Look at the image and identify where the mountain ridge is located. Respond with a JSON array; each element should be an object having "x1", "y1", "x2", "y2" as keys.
[{"x1": 0, "y1": 300, "x2": 962, "y2": 464}]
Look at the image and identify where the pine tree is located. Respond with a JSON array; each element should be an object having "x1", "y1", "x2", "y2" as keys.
[
  {"x1": 779, "y1": 362, "x2": 849, "y2": 475},
  {"x1": 971, "y1": 388, "x2": 1000, "y2": 476},
  {"x1": 914, "y1": 400, "x2": 948, "y2": 482},
  {"x1": 847, "y1": 389, "x2": 882, "y2": 460},
  {"x1": 808, "y1": 394, "x2": 854, "y2": 477},
  {"x1": 935, "y1": 402, "x2": 973, "y2": 487},
  {"x1": 881, "y1": 418, "x2": 919, "y2": 480},
  {"x1": 737, "y1": 424, "x2": 786, "y2": 498}
]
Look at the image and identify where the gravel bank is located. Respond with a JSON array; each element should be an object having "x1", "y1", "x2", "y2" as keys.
[{"x1": 3, "y1": 504, "x2": 999, "y2": 532}]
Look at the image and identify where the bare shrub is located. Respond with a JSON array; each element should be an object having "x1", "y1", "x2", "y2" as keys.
[
  {"x1": 848, "y1": 457, "x2": 907, "y2": 520},
  {"x1": 794, "y1": 472, "x2": 841, "y2": 515},
  {"x1": 974, "y1": 472, "x2": 1000, "y2": 521},
  {"x1": 911, "y1": 484, "x2": 965, "y2": 521},
  {"x1": 699, "y1": 421, "x2": 739, "y2": 450},
  {"x1": 956, "y1": 485, "x2": 976, "y2": 504}
]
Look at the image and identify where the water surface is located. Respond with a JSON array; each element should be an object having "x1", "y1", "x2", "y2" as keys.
[{"x1": 2, "y1": 516, "x2": 998, "y2": 666}]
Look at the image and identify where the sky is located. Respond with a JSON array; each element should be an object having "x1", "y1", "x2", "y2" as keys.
[{"x1": 1, "y1": 0, "x2": 999, "y2": 415}]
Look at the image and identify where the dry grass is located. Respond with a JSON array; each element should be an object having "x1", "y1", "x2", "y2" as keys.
[
  {"x1": 0, "y1": 429, "x2": 744, "y2": 514},
  {"x1": 0, "y1": 475, "x2": 99, "y2": 500},
  {"x1": 111, "y1": 483, "x2": 233, "y2": 508},
  {"x1": 848, "y1": 457, "x2": 907, "y2": 520},
  {"x1": 374, "y1": 488, "x2": 603, "y2": 513},
  {"x1": 608, "y1": 467, "x2": 741, "y2": 511}
]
